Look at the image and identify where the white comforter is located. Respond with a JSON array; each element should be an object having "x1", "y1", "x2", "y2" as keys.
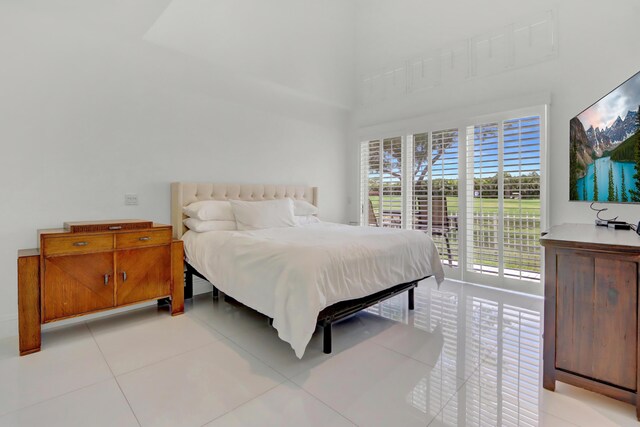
[{"x1": 183, "y1": 223, "x2": 444, "y2": 358}]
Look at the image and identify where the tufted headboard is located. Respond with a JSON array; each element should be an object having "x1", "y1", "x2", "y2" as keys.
[{"x1": 171, "y1": 182, "x2": 319, "y2": 239}]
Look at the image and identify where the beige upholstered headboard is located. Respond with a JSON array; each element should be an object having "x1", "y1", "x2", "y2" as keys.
[{"x1": 171, "y1": 182, "x2": 319, "y2": 239}]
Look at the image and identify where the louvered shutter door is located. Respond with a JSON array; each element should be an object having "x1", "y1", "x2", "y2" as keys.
[
  {"x1": 466, "y1": 123, "x2": 501, "y2": 276},
  {"x1": 411, "y1": 132, "x2": 429, "y2": 232},
  {"x1": 430, "y1": 129, "x2": 460, "y2": 267},
  {"x1": 381, "y1": 137, "x2": 403, "y2": 228},
  {"x1": 361, "y1": 140, "x2": 381, "y2": 226},
  {"x1": 361, "y1": 138, "x2": 403, "y2": 228},
  {"x1": 502, "y1": 117, "x2": 541, "y2": 281}
]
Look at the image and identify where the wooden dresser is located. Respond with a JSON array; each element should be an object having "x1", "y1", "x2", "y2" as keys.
[
  {"x1": 541, "y1": 223, "x2": 640, "y2": 419},
  {"x1": 17, "y1": 220, "x2": 184, "y2": 355}
]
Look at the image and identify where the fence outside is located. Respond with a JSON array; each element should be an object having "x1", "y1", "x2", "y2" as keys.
[{"x1": 371, "y1": 203, "x2": 541, "y2": 279}]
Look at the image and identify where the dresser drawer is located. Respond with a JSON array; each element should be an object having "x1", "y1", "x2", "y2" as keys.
[
  {"x1": 43, "y1": 234, "x2": 114, "y2": 257},
  {"x1": 116, "y1": 229, "x2": 172, "y2": 249}
]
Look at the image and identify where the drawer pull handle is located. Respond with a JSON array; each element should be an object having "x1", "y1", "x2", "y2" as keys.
[
  {"x1": 108, "y1": 226, "x2": 122, "y2": 230},
  {"x1": 104, "y1": 274, "x2": 110, "y2": 285},
  {"x1": 73, "y1": 241, "x2": 89, "y2": 247},
  {"x1": 139, "y1": 237, "x2": 151, "y2": 242},
  {"x1": 122, "y1": 271, "x2": 127, "y2": 282}
]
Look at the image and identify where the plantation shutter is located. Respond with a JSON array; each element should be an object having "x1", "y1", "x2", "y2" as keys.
[
  {"x1": 361, "y1": 137, "x2": 403, "y2": 228},
  {"x1": 465, "y1": 116, "x2": 541, "y2": 282},
  {"x1": 429, "y1": 129, "x2": 460, "y2": 267},
  {"x1": 381, "y1": 137, "x2": 403, "y2": 228},
  {"x1": 359, "y1": 105, "x2": 545, "y2": 291},
  {"x1": 466, "y1": 123, "x2": 501, "y2": 276},
  {"x1": 411, "y1": 132, "x2": 429, "y2": 232},
  {"x1": 360, "y1": 140, "x2": 380, "y2": 226},
  {"x1": 502, "y1": 117, "x2": 541, "y2": 280}
]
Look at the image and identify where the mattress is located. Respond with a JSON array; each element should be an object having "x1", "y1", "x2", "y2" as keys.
[{"x1": 183, "y1": 222, "x2": 444, "y2": 358}]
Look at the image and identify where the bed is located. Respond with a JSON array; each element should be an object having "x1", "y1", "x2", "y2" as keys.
[{"x1": 171, "y1": 182, "x2": 445, "y2": 358}]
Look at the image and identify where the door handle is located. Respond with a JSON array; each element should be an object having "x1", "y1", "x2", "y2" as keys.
[
  {"x1": 104, "y1": 273, "x2": 110, "y2": 285},
  {"x1": 122, "y1": 271, "x2": 127, "y2": 282}
]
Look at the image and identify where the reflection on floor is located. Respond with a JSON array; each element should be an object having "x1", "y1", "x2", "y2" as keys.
[
  {"x1": 365, "y1": 280, "x2": 543, "y2": 426},
  {"x1": 0, "y1": 278, "x2": 637, "y2": 426}
]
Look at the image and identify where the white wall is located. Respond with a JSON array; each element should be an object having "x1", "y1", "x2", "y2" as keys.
[
  {"x1": 0, "y1": 0, "x2": 355, "y2": 336},
  {"x1": 351, "y1": 0, "x2": 640, "y2": 227}
]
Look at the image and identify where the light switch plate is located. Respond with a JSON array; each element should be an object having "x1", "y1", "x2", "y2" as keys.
[{"x1": 125, "y1": 193, "x2": 138, "y2": 205}]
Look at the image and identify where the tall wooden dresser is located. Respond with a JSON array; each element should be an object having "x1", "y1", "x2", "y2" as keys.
[
  {"x1": 541, "y1": 223, "x2": 640, "y2": 420},
  {"x1": 17, "y1": 220, "x2": 184, "y2": 355}
]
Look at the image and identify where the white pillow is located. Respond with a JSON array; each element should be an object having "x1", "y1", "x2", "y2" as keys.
[
  {"x1": 230, "y1": 199, "x2": 296, "y2": 231},
  {"x1": 294, "y1": 215, "x2": 321, "y2": 226},
  {"x1": 183, "y1": 218, "x2": 237, "y2": 232},
  {"x1": 183, "y1": 200, "x2": 235, "y2": 221},
  {"x1": 293, "y1": 199, "x2": 319, "y2": 216}
]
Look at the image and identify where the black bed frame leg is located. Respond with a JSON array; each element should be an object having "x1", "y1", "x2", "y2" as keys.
[
  {"x1": 408, "y1": 287, "x2": 415, "y2": 311},
  {"x1": 212, "y1": 286, "x2": 219, "y2": 300},
  {"x1": 185, "y1": 269, "x2": 193, "y2": 300},
  {"x1": 323, "y1": 324, "x2": 332, "y2": 354}
]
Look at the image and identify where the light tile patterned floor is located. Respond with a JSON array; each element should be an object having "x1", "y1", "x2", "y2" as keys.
[{"x1": 0, "y1": 278, "x2": 637, "y2": 426}]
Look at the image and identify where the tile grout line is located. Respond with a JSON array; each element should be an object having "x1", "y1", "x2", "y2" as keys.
[
  {"x1": 0, "y1": 323, "x2": 116, "y2": 419},
  {"x1": 186, "y1": 306, "x2": 267, "y2": 342},
  {"x1": 367, "y1": 338, "x2": 477, "y2": 385},
  {"x1": 85, "y1": 321, "x2": 143, "y2": 427},
  {"x1": 297, "y1": 383, "x2": 361, "y2": 427},
  {"x1": 539, "y1": 409, "x2": 582, "y2": 427},
  {"x1": 426, "y1": 358, "x2": 479, "y2": 426},
  {"x1": 89, "y1": 308, "x2": 289, "y2": 427},
  {"x1": 85, "y1": 313, "x2": 220, "y2": 378},
  {"x1": 197, "y1": 380, "x2": 285, "y2": 426},
  {"x1": 0, "y1": 376, "x2": 114, "y2": 419},
  {"x1": 220, "y1": 329, "x2": 310, "y2": 380}
]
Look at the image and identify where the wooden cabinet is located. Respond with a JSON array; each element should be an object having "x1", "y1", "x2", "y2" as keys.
[
  {"x1": 116, "y1": 245, "x2": 171, "y2": 306},
  {"x1": 541, "y1": 224, "x2": 640, "y2": 420},
  {"x1": 43, "y1": 251, "x2": 115, "y2": 321},
  {"x1": 17, "y1": 220, "x2": 184, "y2": 355}
]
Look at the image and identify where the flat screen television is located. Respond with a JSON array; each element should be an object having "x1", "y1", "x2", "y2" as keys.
[{"x1": 570, "y1": 70, "x2": 640, "y2": 203}]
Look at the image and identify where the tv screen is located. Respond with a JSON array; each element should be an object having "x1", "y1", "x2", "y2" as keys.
[{"x1": 570, "y1": 71, "x2": 640, "y2": 203}]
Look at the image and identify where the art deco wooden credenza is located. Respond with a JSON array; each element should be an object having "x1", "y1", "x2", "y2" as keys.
[
  {"x1": 17, "y1": 220, "x2": 184, "y2": 355},
  {"x1": 541, "y1": 223, "x2": 640, "y2": 420}
]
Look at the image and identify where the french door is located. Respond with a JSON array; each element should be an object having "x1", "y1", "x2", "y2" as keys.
[{"x1": 360, "y1": 106, "x2": 547, "y2": 294}]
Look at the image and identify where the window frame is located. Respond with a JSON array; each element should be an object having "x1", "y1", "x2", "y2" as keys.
[{"x1": 358, "y1": 105, "x2": 548, "y2": 296}]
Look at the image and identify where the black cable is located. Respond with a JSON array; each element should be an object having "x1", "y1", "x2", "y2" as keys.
[{"x1": 590, "y1": 202, "x2": 618, "y2": 222}]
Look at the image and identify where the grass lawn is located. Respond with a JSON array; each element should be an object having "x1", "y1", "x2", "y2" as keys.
[{"x1": 369, "y1": 196, "x2": 540, "y2": 215}]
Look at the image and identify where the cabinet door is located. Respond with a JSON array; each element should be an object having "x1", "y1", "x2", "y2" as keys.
[
  {"x1": 556, "y1": 252, "x2": 594, "y2": 377},
  {"x1": 556, "y1": 252, "x2": 637, "y2": 390},
  {"x1": 116, "y1": 245, "x2": 171, "y2": 306},
  {"x1": 43, "y1": 252, "x2": 114, "y2": 322},
  {"x1": 593, "y1": 258, "x2": 637, "y2": 390}
]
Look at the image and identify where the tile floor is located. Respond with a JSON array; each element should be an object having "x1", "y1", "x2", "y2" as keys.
[{"x1": 0, "y1": 278, "x2": 638, "y2": 426}]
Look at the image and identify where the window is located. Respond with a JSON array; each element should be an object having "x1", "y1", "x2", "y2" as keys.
[
  {"x1": 361, "y1": 137, "x2": 403, "y2": 228},
  {"x1": 359, "y1": 106, "x2": 546, "y2": 292},
  {"x1": 416, "y1": 129, "x2": 460, "y2": 267},
  {"x1": 466, "y1": 116, "x2": 541, "y2": 283}
]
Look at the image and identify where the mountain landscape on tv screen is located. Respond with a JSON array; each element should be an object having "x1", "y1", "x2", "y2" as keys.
[{"x1": 570, "y1": 71, "x2": 640, "y2": 203}]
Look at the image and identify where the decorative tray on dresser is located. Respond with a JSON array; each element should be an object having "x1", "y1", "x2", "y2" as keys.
[{"x1": 17, "y1": 219, "x2": 184, "y2": 355}]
